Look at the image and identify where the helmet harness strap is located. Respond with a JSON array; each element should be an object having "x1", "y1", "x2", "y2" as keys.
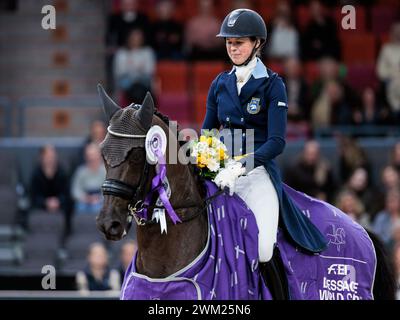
[{"x1": 230, "y1": 39, "x2": 265, "y2": 67}]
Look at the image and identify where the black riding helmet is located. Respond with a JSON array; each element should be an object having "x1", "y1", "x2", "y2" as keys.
[{"x1": 217, "y1": 9, "x2": 267, "y2": 66}]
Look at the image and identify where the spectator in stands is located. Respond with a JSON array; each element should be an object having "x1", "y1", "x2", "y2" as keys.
[
  {"x1": 282, "y1": 57, "x2": 311, "y2": 121},
  {"x1": 151, "y1": 0, "x2": 184, "y2": 60},
  {"x1": 387, "y1": 71, "x2": 400, "y2": 122},
  {"x1": 184, "y1": 0, "x2": 224, "y2": 61},
  {"x1": 336, "y1": 135, "x2": 370, "y2": 184},
  {"x1": 390, "y1": 142, "x2": 400, "y2": 175},
  {"x1": 114, "y1": 28, "x2": 156, "y2": 104},
  {"x1": 75, "y1": 120, "x2": 107, "y2": 167},
  {"x1": 117, "y1": 240, "x2": 137, "y2": 284},
  {"x1": 30, "y1": 145, "x2": 73, "y2": 237},
  {"x1": 335, "y1": 189, "x2": 371, "y2": 229},
  {"x1": 300, "y1": 0, "x2": 341, "y2": 61},
  {"x1": 310, "y1": 57, "x2": 359, "y2": 113},
  {"x1": 71, "y1": 143, "x2": 106, "y2": 215},
  {"x1": 377, "y1": 22, "x2": 400, "y2": 123},
  {"x1": 86, "y1": 120, "x2": 107, "y2": 146},
  {"x1": 354, "y1": 87, "x2": 388, "y2": 126},
  {"x1": 76, "y1": 242, "x2": 120, "y2": 292},
  {"x1": 376, "y1": 22, "x2": 400, "y2": 86},
  {"x1": 382, "y1": 165, "x2": 400, "y2": 192},
  {"x1": 344, "y1": 167, "x2": 381, "y2": 220},
  {"x1": 310, "y1": 57, "x2": 340, "y2": 100},
  {"x1": 392, "y1": 220, "x2": 400, "y2": 251},
  {"x1": 372, "y1": 189, "x2": 400, "y2": 250},
  {"x1": 284, "y1": 140, "x2": 336, "y2": 202},
  {"x1": 267, "y1": 1, "x2": 299, "y2": 60},
  {"x1": 371, "y1": 165, "x2": 400, "y2": 222},
  {"x1": 106, "y1": 0, "x2": 150, "y2": 49},
  {"x1": 311, "y1": 79, "x2": 354, "y2": 128},
  {"x1": 393, "y1": 242, "x2": 400, "y2": 299},
  {"x1": 105, "y1": 0, "x2": 150, "y2": 93}
]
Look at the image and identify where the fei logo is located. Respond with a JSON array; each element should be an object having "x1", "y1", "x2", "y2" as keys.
[
  {"x1": 41, "y1": 5, "x2": 56, "y2": 30},
  {"x1": 327, "y1": 264, "x2": 349, "y2": 276}
]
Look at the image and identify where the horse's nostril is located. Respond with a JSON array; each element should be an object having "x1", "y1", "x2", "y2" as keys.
[{"x1": 109, "y1": 221, "x2": 123, "y2": 236}]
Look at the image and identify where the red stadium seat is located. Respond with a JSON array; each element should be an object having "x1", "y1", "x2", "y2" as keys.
[
  {"x1": 371, "y1": 5, "x2": 399, "y2": 35},
  {"x1": 267, "y1": 60, "x2": 284, "y2": 75},
  {"x1": 216, "y1": 0, "x2": 235, "y2": 20},
  {"x1": 182, "y1": 0, "x2": 200, "y2": 21},
  {"x1": 156, "y1": 61, "x2": 189, "y2": 94},
  {"x1": 193, "y1": 62, "x2": 227, "y2": 94},
  {"x1": 341, "y1": 33, "x2": 377, "y2": 64},
  {"x1": 376, "y1": 0, "x2": 400, "y2": 9},
  {"x1": 345, "y1": 63, "x2": 378, "y2": 93},
  {"x1": 256, "y1": 2, "x2": 277, "y2": 24},
  {"x1": 304, "y1": 62, "x2": 320, "y2": 85},
  {"x1": 157, "y1": 93, "x2": 192, "y2": 126},
  {"x1": 296, "y1": 5, "x2": 311, "y2": 31},
  {"x1": 193, "y1": 92, "x2": 208, "y2": 126}
]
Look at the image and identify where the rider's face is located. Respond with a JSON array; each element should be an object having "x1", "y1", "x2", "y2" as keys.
[{"x1": 226, "y1": 37, "x2": 257, "y2": 65}]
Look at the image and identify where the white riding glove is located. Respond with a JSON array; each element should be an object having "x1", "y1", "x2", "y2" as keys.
[{"x1": 213, "y1": 160, "x2": 246, "y2": 196}]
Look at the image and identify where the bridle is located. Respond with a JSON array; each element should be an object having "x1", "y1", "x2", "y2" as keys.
[{"x1": 101, "y1": 124, "x2": 223, "y2": 229}]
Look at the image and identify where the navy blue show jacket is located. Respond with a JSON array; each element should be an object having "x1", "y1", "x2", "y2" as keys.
[{"x1": 202, "y1": 58, "x2": 327, "y2": 254}]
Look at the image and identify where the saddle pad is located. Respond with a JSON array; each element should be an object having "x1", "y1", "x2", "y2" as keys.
[
  {"x1": 279, "y1": 184, "x2": 376, "y2": 300},
  {"x1": 120, "y1": 181, "x2": 376, "y2": 300},
  {"x1": 120, "y1": 180, "x2": 272, "y2": 300}
]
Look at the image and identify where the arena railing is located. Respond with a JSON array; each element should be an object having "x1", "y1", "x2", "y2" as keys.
[
  {"x1": 0, "y1": 290, "x2": 120, "y2": 300},
  {"x1": 314, "y1": 125, "x2": 400, "y2": 138}
]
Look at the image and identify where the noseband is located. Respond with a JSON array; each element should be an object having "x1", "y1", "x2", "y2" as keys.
[{"x1": 102, "y1": 161, "x2": 151, "y2": 226}]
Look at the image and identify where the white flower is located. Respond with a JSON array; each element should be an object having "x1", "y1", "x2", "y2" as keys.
[
  {"x1": 197, "y1": 141, "x2": 208, "y2": 153},
  {"x1": 207, "y1": 157, "x2": 220, "y2": 172}
]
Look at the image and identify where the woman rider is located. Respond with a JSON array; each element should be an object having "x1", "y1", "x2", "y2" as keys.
[{"x1": 202, "y1": 9, "x2": 327, "y2": 266}]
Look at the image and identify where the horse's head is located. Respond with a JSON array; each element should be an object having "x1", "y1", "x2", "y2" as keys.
[{"x1": 96, "y1": 84, "x2": 161, "y2": 240}]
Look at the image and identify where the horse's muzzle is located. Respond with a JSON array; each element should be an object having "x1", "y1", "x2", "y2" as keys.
[{"x1": 96, "y1": 216, "x2": 126, "y2": 241}]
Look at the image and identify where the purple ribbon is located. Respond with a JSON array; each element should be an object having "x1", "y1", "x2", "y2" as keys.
[{"x1": 137, "y1": 149, "x2": 181, "y2": 225}]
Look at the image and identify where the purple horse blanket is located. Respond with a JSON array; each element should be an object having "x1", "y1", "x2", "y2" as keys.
[{"x1": 121, "y1": 181, "x2": 376, "y2": 300}]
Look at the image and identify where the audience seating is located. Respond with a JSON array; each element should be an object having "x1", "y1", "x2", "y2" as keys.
[
  {"x1": 346, "y1": 63, "x2": 378, "y2": 93},
  {"x1": 371, "y1": 5, "x2": 399, "y2": 35},
  {"x1": 341, "y1": 33, "x2": 377, "y2": 64}
]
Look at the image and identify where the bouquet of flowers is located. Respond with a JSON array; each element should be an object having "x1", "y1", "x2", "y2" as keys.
[{"x1": 189, "y1": 130, "x2": 229, "y2": 180}]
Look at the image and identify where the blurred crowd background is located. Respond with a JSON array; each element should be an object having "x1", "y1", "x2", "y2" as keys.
[{"x1": 0, "y1": 0, "x2": 399, "y2": 298}]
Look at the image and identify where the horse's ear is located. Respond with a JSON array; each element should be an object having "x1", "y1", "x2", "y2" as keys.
[
  {"x1": 97, "y1": 84, "x2": 120, "y2": 121},
  {"x1": 136, "y1": 92, "x2": 154, "y2": 130}
]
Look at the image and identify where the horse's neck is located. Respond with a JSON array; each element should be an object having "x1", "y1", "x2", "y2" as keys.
[{"x1": 135, "y1": 164, "x2": 208, "y2": 278}]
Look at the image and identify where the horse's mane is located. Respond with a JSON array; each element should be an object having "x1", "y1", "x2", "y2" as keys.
[
  {"x1": 154, "y1": 109, "x2": 171, "y2": 128},
  {"x1": 154, "y1": 109, "x2": 186, "y2": 148},
  {"x1": 154, "y1": 109, "x2": 205, "y2": 186}
]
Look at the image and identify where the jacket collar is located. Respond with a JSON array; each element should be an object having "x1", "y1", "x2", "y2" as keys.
[{"x1": 228, "y1": 58, "x2": 269, "y2": 79}]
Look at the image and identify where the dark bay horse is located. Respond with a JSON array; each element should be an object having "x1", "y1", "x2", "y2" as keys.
[{"x1": 96, "y1": 86, "x2": 396, "y2": 300}]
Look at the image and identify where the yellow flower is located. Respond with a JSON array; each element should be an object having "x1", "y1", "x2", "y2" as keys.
[
  {"x1": 197, "y1": 154, "x2": 208, "y2": 167},
  {"x1": 218, "y1": 148, "x2": 226, "y2": 160},
  {"x1": 199, "y1": 135, "x2": 207, "y2": 143},
  {"x1": 207, "y1": 137, "x2": 212, "y2": 146}
]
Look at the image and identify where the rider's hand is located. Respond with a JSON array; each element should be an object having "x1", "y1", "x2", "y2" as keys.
[{"x1": 213, "y1": 160, "x2": 246, "y2": 196}]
